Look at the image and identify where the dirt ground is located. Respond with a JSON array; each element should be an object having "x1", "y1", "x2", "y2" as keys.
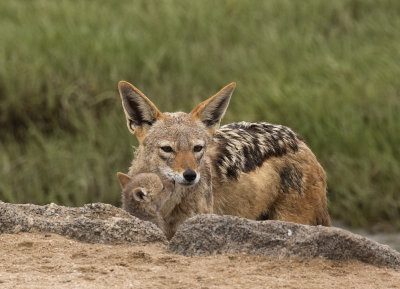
[{"x1": 0, "y1": 233, "x2": 399, "y2": 289}]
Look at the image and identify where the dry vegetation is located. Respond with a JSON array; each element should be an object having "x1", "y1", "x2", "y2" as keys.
[{"x1": 0, "y1": 0, "x2": 400, "y2": 228}]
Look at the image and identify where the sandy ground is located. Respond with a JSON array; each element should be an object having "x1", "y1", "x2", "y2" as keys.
[{"x1": 0, "y1": 233, "x2": 399, "y2": 289}]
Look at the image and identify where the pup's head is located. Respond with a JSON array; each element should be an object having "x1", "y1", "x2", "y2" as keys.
[
  {"x1": 117, "y1": 172, "x2": 173, "y2": 216},
  {"x1": 118, "y1": 82, "x2": 235, "y2": 186}
]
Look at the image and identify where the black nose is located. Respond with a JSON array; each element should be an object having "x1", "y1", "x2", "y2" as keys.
[{"x1": 183, "y1": 170, "x2": 197, "y2": 182}]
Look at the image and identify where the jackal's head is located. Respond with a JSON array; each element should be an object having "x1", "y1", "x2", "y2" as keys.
[{"x1": 118, "y1": 81, "x2": 236, "y2": 186}]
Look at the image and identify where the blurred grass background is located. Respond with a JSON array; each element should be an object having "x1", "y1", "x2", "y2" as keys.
[{"x1": 0, "y1": 0, "x2": 399, "y2": 229}]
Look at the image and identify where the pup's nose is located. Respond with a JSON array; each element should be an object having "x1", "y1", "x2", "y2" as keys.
[{"x1": 183, "y1": 170, "x2": 197, "y2": 182}]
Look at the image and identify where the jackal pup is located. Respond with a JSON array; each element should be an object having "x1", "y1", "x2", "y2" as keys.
[
  {"x1": 118, "y1": 81, "x2": 331, "y2": 239},
  {"x1": 117, "y1": 172, "x2": 172, "y2": 234}
]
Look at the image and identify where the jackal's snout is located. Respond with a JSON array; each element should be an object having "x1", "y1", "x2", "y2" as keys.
[
  {"x1": 177, "y1": 169, "x2": 200, "y2": 186},
  {"x1": 183, "y1": 169, "x2": 197, "y2": 182}
]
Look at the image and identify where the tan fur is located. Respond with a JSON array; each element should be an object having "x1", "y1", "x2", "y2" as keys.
[
  {"x1": 117, "y1": 172, "x2": 173, "y2": 234},
  {"x1": 118, "y1": 81, "x2": 331, "y2": 239},
  {"x1": 210, "y1": 142, "x2": 331, "y2": 226},
  {"x1": 173, "y1": 151, "x2": 198, "y2": 175}
]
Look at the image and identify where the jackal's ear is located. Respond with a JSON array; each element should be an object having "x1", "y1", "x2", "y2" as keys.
[
  {"x1": 132, "y1": 188, "x2": 149, "y2": 202},
  {"x1": 190, "y1": 83, "x2": 236, "y2": 134},
  {"x1": 117, "y1": 172, "x2": 131, "y2": 189},
  {"x1": 118, "y1": 81, "x2": 164, "y2": 142}
]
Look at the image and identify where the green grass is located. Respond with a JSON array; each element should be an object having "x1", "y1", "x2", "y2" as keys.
[{"x1": 1, "y1": 0, "x2": 399, "y2": 228}]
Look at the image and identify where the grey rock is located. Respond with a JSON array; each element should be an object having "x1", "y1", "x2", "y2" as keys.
[
  {"x1": 0, "y1": 201, "x2": 167, "y2": 244},
  {"x1": 2, "y1": 202, "x2": 399, "y2": 268},
  {"x1": 169, "y1": 214, "x2": 400, "y2": 268}
]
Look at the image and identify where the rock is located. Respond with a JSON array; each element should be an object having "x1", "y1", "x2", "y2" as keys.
[
  {"x1": 2, "y1": 202, "x2": 399, "y2": 268},
  {"x1": 169, "y1": 214, "x2": 400, "y2": 268},
  {"x1": 0, "y1": 201, "x2": 167, "y2": 244}
]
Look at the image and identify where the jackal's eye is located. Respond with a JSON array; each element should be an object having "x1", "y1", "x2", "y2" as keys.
[
  {"x1": 193, "y1": 145, "x2": 203, "y2": 152},
  {"x1": 161, "y1": 146, "x2": 173, "y2": 153}
]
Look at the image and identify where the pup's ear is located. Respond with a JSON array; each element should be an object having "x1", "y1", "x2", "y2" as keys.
[
  {"x1": 132, "y1": 188, "x2": 149, "y2": 202},
  {"x1": 190, "y1": 83, "x2": 236, "y2": 134},
  {"x1": 117, "y1": 172, "x2": 131, "y2": 189},
  {"x1": 118, "y1": 81, "x2": 164, "y2": 142}
]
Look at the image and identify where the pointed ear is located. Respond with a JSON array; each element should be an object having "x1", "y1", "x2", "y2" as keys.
[
  {"x1": 190, "y1": 83, "x2": 236, "y2": 134},
  {"x1": 117, "y1": 172, "x2": 131, "y2": 189},
  {"x1": 132, "y1": 188, "x2": 149, "y2": 202},
  {"x1": 118, "y1": 81, "x2": 164, "y2": 142}
]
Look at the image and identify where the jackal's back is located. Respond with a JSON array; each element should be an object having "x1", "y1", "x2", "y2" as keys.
[
  {"x1": 212, "y1": 121, "x2": 301, "y2": 180},
  {"x1": 210, "y1": 121, "x2": 330, "y2": 226}
]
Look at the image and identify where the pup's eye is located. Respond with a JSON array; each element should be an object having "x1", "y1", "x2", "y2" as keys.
[
  {"x1": 193, "y1": 145, "x2": 203, "y2": 152},
  {"x1": 161, "y1": 146, "x2": 173, "y2": 153}
]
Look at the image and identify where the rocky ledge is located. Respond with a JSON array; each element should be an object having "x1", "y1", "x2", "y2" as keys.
[
  {"x1": 1, "y1": 202, "x2": 399, "y2": 268},
  {"x1": 0, "y1": 201, "x2": 166, "y2": 244},
  {"x1": 169, "y1": 214, "x2": 400, "y2": 268}
]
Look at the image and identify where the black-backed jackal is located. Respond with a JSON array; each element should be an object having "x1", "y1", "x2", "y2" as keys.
[{"x1": 118, "y1": 81, "x2": 331, "y2": 239}]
